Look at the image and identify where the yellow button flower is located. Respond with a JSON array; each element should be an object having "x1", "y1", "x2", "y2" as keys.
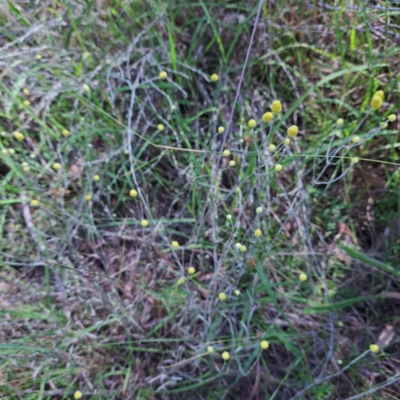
[
  {"x1": 207, "y1": 346, "x2": 214, "y2": 353},
  {"x1": 85, "y1": 194, "x2": 92, "y2": 201},
  {"x1": 271, "y1": 100, "x2": 282, "y2": 113},
  {"x1": 218, "y1": 292, "x2": 227, "y2": 301},
  {"x1": 210, "y1": 73, "x2": 219, "y2": 82},
  {"x1": 177, "y1": 277, "x2": 185, "y2": 285},
  {"x1": 129, "y1": 189, "x2": 138, "y2": 198},
  {"x1": 260, "y1": 340, "x2": 269, "y2": 350},
  {"x1": 268, "y1": 144, "x2": 276, "y2": 152},
  {"x1": 352, "y1": 136, "x2": 360, "y2": 144},
  {"x1": 239, "y1": 245, "x2": 247, "y2": 253},
  {"x1": 370, "y1": 95, "x2": 383, "y2": 110},
  {"x1": 369, "y1": 344, "x2": 379, "y2": 353},
  {"x1": 222, "y1": 149, "x2": 230, "y2": 157},
  {"x1": 159, "y1": 71, "x2": 167, "y2": 80},
  {"x1": 74, "y1": 391, "x2": 83, "y2": 400},
  {"x1": 171, "y1": 241, "x2": 179, "y2": 249},
  {"x1": 248, "y1": 119, "x2": 256, "y2": 128},
  {"x1": 254, "y1": 229, "x2": 262, "y2": 237},
  {"x1": 62, "y1": 129, "x2": 70, "y2": 137},
  {"x1": 13, "y1": 131, "x2": 25, "y2": 141},
  {"x1": 53, "y1": 163, "x2": 62, "y2": 171},
  {"x1": 30, "y1": 199, "x2": 39, "y2": 207},
  {"x1": 229, "y1": 160, "x2": 236, "y2": 167},
  {"x1": 287, "y1": 125, "x2": 299, "y2": 138},
  {"x1": 218, "y1": 126, "x2": 225, "y2": 134},
  {"x1": 157, "y1": 124, "x2": 164, "y2": 131},
  {"x1": 93, "y1": 175, "x2": 100, "y2": 181},
  {"x1": 274, "y1": 164, "x2": 283, "y2": 172},
  {"x1": 262, "y1": 112, "x2": 273, "y2": 122},
  {"x1": 299, "y1": 273, "x2": 307, "y2": 282},
  {"x1": 140, "y1": 219, "x2": 149, "y2": 227},
  {"x1": 284, "y1": 138, "x2": 290, "y2": 145},
  {"x1": 23, "y1": 100, "x2": 31, "y2": 106},
  {"x1": 221, "y1": 351, "x2": 230, "y2": 360},
  {"x1": 388, "y1": 114, "x2": 396, "y2": 122},
  {"x1": 188, "y1": 266, "x2": 195, "y2": 275},
  {"x1": 373, "y1": 90, "x2": 384, "y2": 100}
]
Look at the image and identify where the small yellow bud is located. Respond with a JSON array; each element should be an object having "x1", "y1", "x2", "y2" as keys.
[
  {"x1": 22, "y1": 88, "x2": 30, "y2": 95},
  {"x1": 218, "y1": 126, "x2": 225, "y2": 134},
  {"x1": 218, "y1": 292, "x2": 227, "y2": 301},
  {"x1": 221, "y1": 351, "x2": 230, "y2": 360},
  {"x1": 338, "y1": 321, "x2": 344, "y2": 327},
  {"x1": 248, "y1": 119, "x2": 257, "y2": 128},
  {"x1": 129, "y1": 189, "x2": 138, "y2": 198},
  {"x1": 370, "y1": 95, "x2": 383, "y2": 110},
  {"x1": 222, "y1": 149, "x2": 230, "y2": 157},
  {"x1": 140, "y1": 219, "x2": 149, "y2": 227},
  {"x1": 229, "y1": 160, "x2": 236, "y2": 167},
  {"x1": 159, "y1": 71, "x2": 168, "y2": 80},
  {"x1": 157, "y1": 124, "x2": 164, "y2": 131},
  {"x1": 30, "y1": 199, "x2": 39, "y2": 207},
  {"x1": 62, "y1": 129, "x2": 70, "y2": 137},
  {"x1": 256, "y1": 207, "x2": 263, "y2": 214},
  {"x1": 373, "y1": 90, "x2": 384, "y2": 101},
  {"x1": 74, "y1": 391, "x2": 83, "y2": 400},
  {"x1": 380, "y1": 122, "x2": 388, "y2": 129},
  {"x1": 262, "y1": 112, "x2": 273, "y2": 122},
  {"x1": 85, "y1": 194, "x2": 92, "y2": 201},
  {"x1": 207, "y1": 346, "x2": 214, "y2": 353},
  {"x1": 8, "y1": 149, "x2": 15, "y2": 155},
  {"x1": 287, "y1": 125, "x2": 299, "y2": 138},
  {"x1": 23, "y1": 166, "x2": 30, "y2": 172},
  {"x1": 210, "y1": 73, "x2": 219, "y2": 82},
  {"x1": 388, "y1": 114, "x2": 396, "y2": 122},
  {"x1": 188, "y1": 266, "x2": 195, "y2": 275},
  {"x1": 239, "y1": 245, "x2": 247, "y2": 253},
  {"x1": 351, "y1": 157, "x2": 359, "y2": 164},
  {"x1": 234, "y1": 289, "x2": 240, "y2": 296},
  {"x1": 23, "y1": 100, "x2": 31, "y2": 106},
  {"x1": 336, "y1": 118, "x2": 344, "y2": 126},
  {"x1": 93, "y1": 174, "x2": 100, "y2": 181},
  {"x1": 352, "y1": 136, "x2": 360, "y2": 144},
  {"x1": 299, "y1": 273, "x2": 308, "y2": 282},
  {"x1": 35, "y1": 54, "x2": 42, "y2": 60},
  {"x1": 177, "y1": 277, "x2": 185, "y2": 285},
  {"x1": 254, "y1": 229, "x2": 262, "y2": 237},
  {"x1": 274, "y1": 164, "x2": 283, "y2": 172},
  {"x1": 268, "y1": 144, "x2": 276, "y2": 152},
  {"x1": 82, "y1": 84, "x2": 90, "y2": 92},
  {"x1": 13, "y1": 131, "x2": 25, "y2": 141},
  {"x1": 260, "y1": 340, "x2": 269, "y2": 350},
  {"x1": 284, "y1": 138, "x2": 290, "y2": 145},
  {"x1": 234, "y1": 243, "x2": 242, "y2": 249},
  {"x1": 369, "y1": 344, "x2": 379, "y2": 353},
  {"x1": 271, "y1": 100, "x2": 282, "y2": 113},
  {"x1": 53, "y1": 163, "x2": 62, "y2": 171},
  {"x1": 171, "y1": 241, "x2": 180, "y2": 249}
]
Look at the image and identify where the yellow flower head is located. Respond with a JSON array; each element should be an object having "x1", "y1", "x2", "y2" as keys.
[
  {"x1": 388, "y1": 114, "x2": 396, "y2": 122},
  {"x1": 248, "y1": 119, "x2": 257, "y2": 128},
  {"x1": 370, "y1": 95, "x2": 383, "y2": 110},
  {"x1": 23, "y1": 165, "x2": 30, "y2": 172},
  {"x1": 22, "y1": 88, "x2": 30, "y2": 95},
  {"x1": 352, "y1": 136, "x2": 360, "y2": 144},
  {"x1": 369, "y1": 344, "x2": 379, "y2": 353},
  {"x1": 284, "y1": 138, "x2": 290, "y2": 145},
  {"x1": 177, "y1": 277, "x2": 185, "y2": 285},
  {"x1": 234, "y1": 289, "x2": 240, "y2": 296},
  {"x1": 210, "y1": 73, "x2": 219, "y2": 82},
  {"x1": 254, "y1": 229, "x2": 262, "y2": 238},
  {"x1": 262, "y1": 112, "x2": 273, "y2": 123},
  {"x1": 62, "y1": 129, "x2": 70, "y2": 137},
  {"x1": 171, "y1": 240, "x2": 180, "y2": 249},
  {"x1": 271, "y1": 100, "x2": 282, "y2": 113},
  {"x1": 299, "y1": 273, "x2": 307, "y2": 282},
  {"x1": 218, "y1": 292, "x2": 227, "y2": 301},
  {"x1": 159, "y1": 71, "x2": 167, "y2": 80},
  {"x1": 129, "y1": 189, "x2": 138, "y2": 198},
  {"x1": 85, "y1": 194, "x2": 92, "y2": 201},
  {"x1": 239, "y1": 245, "x2": 247, "y2": 253},
  {"x1": 256, "y1": 206, "x2": 263, "y2": 214},
  {"x1": 207, "y1": 346, "x2": 214, "y2": 353},
  {"x1": 140, "y1": 219, "x2": 149, "y2": 227},
  {"x1": 82, "y1": 84, "x2": 90, "y2": 92},
  {"x1": 287, "y1": 125, "x2": 299, "y2": 138},
  {"x1": 229, "y1": 160, "x2": 236, "y2": 167},
  {"x1": 8, "y1": 149, "x2": 15, "y2": 154},
  {"x1": 351, "y1": 157, "x2": 359, "y2": 164},
  {"x1": 13, "y1": 131, "x2": 25, "y2": 141},
  {"x1": 373, "y1": 90, "x2": 384, "y2": 101},
  {"x1": 157, "y1": 124, "x2": 164, "y2": 131},
  {"x1": 221, "y1": 351, "x2": 230, "y2": 360},
  {"x1": 35, "y1": 54, "x2": 42, "y2": 60},
  {"x1": 52, "y1": 162, "x2": 61, "y2": 171},
  {"x1": 268, "y1": 143, "x2": 276, "y2": 152},
  {"x1": 222, "y1": 149, "x2": 230, "y2": 157},
  {"x1": 234, "y1": 242, "x2": 242, "y2": 249},
  {"x1": 274, "y1": 164, "x2": 283, "y2": 172},
  {"x1": 30, "y1": 199, "x2": 39, "y2": 207},
  {"x1": 23, "y1": 100, "x2": 31, "y2": 106},
  {"x1": 93, "y1": 174, "x2": 100, "y2": 181},
  {"x1": 260, "y1": 340, "x2": 269, "y2": 350},
  {"x1": 188, "y1": 266, "x2": 195, "y2": 275},
  {"x1": 380, "y1": 122, "x2": 388, "y2": 129},
  {"x1": 336, "y1": 118, "x2": 344, "y2": 126},
  {"x1": 74, "y1": 391, "x2": 83, "y2": 400},
  {"x1": 218, "y1": 126, "x2": 225, "y2": 134}
]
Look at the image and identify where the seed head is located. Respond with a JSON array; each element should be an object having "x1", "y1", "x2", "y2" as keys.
[
  {"x1": 23, "y1": 100, "x2": 31, "y2": 106},
  {"x1": 262, "y1": 112, "x2": 273, "y2": 122},
  {"x1": 93, "y1": 174, "x2": 100, "y2": 181},
  {"x1": 239, "y1": 245, "x2": 247, "y2": 253},
  {"x1": 218, "y1": 292, "x2": 227, "y2": 301},
  {"x1": 268, "y1": 144, "x2": 276, "y2": 152},
  {"x1": 171, "y1": 241, "x2": 180, "y2": 249},
  {"x1": 62, "y1": 129, "x2": 70, "y2": 137},
  {"x1": 221, "y1": 351, "x2": 230, "y2": 360},
  {"x1": 271, "y1": 100, "x2": 282, "y2": 113},
  {"x1": 30, "y1": 199, "x2": 39, "y2": 207},
  {"x1": 188, "y1": 266, "x2": 195, "y2": 275},
  {"x1": 336, "y1": 118, "x2": 344, "y2": 126},
  {"x1": 229, "y1": 160, "x2": 236, "y2": 167},
  {"x1": 13, "y1": 131, "x2": 25, "y2": 141},
  {"x1": 260, "y1": 340, "x2": 269, "y2": 350},
  {"x1": 287, "y1": 125, "x2": 299, "y2": 138},
  {"x1": 159, "y1": 71, "x2": 167, "y2": 80},
  {"x1": 370, "y1": 95, "x2": 383, "y2": 110},
  {"x1": 299, "y1": 273, "x2": 307, "y2": 282},
  {"x1": 388, "y1": 114, "x2": 396, "y2": 122},
  {"x1": 22, "y1": 88, "x2": 29, "y2": 95},
  {"x1": 210, "y1": 73, "x2": 219, "y2": 82},
  {"x1": 352, "y1": 136, "x2": 360, "y2": 144},
  {"x1": 218, "y1": 126, "x2": 225, "y2": 134},
  {"x1": 157, "y1": 124, "x2": 164, "y2": 131},
  {"x1": 53, "y1": 163, "x2": 61, "y2": 171},
  {"x1": 74, "y1": 391, "x2": 83, "y2": 400},
  {"x1": 248, "y1": 119, "x2": 257, "y2": 128},
  {"x1": 254, "y1": 229, "x2": 262, "y2": 238},
  {"x1": 222, "y1": 149, "x2": 230, "y2": 157},
  {"x1": 274, "y1": 164, "x2": 283, "y2": 172},
  {"x1": 85, "y1": 194, "x2": 92, "y2": 201},
  {"x1": 141, "y1": 219, "x2": 149, "y2": 227},
  {"x1": 369, "y1": 344, "x2": 379, "y2": 353},
  {"x1": 129, "y1": 189, "x2": 138, "y2": 198}
]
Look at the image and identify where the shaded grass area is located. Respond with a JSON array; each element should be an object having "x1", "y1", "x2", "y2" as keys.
[{"x1": 1, "y1": 0, "x2": 400, "y2": 399}]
